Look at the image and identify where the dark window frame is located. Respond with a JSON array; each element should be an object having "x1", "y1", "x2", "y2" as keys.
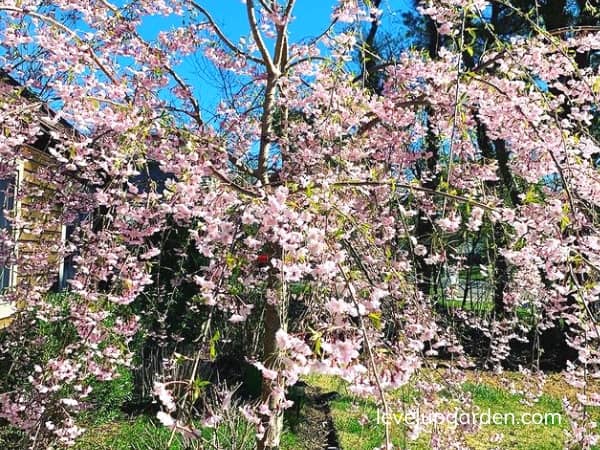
[{"x1": 0, "y1": 177, "x2": 16, "y2": 290}]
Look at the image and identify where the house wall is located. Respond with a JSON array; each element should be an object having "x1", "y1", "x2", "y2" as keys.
[
  {"x1": 17, "y1": 145, "x2": 64, "y2": 287},
  {"x1": 0, "y1": 145, "x2": 66, "y2": 328},
  {"x1": 0, "y1": 72, "x2": 79, "y2": 329}
]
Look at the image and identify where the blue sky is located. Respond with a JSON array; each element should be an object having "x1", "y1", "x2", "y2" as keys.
[
  {"x1": 137, "y1": 1, "x2": 344, "y2": 115},
  {"x1": 137, "y1": 1, "x2": 413, "y2": 117},
  {"x1": 140, "y1": 1, "x2": 362, "y2": 47}
]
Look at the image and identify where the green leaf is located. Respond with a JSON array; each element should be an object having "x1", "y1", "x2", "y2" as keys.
[
  {"x1": 225, "y1": 252, "x2": 236, "y2": 269},
  {"x1": 305, "y1": 181, "x2": 314, "y2": 197},
  {"x1": 368, "y1": 312, "x2": 382, "y2": 330},
  {"x1": 523, "y1": 186, "x2": 540, "y2": 204},
  {"x1": 560, "y1": 214, "x2": 571, "y2": 232},
  {"x1": 192, "y1": 378, "x2": 211, "y2": 402},
  {"x1": 209, "y1": 330, "x2": 220, "y2": 361},
  {"x1": 314, "y1": 336, "x2": 322, "y2": 357}
]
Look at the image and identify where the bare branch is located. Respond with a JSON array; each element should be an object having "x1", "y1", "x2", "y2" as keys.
[
  {"x1": 286, "y1": 55, "x2": 327, "y2": 70},
  {"x1": 188, "y1": 0, "x2": 264, "y2": 65},
  {"x1": 258, "y1": 0, "x2": 274, "y2": 13},
  {"x1": 162, "y1": 65, "x2": 203, "y2": 127},
  {"x1": 273, "y1": 0, "x2": 296, "y2": 69},
  {"x1": 337, "y1": 261, "x2": 392, "y2": 450},
  {"x1": 210, "y1": 166, "x2": 261, "y2": 198},
  {"x1": 246, "y1": 0, "x2": 278, "y2": 75}
]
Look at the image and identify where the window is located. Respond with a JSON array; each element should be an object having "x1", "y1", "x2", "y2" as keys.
[
  {"x1": 57, "y1": 223, "x2": 76, "y2": 290},
  {"x1": 0, "y1": 177, "x2": 15, "y2": 290}
]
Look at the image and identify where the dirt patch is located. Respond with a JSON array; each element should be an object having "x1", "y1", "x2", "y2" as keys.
[{"x1": 286, "y1": 384, "x2": 341, "y2": 450}]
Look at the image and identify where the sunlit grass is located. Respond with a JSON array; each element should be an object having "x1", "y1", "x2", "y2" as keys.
[
  {"x1": 73, "y1": 371, "x2": 600, "y2": 449},
  {"x1": 74, "y1": 417, "x2": 183, "y2": 450},
  {"x1": 313, "y1": 370, "x2": 600, "y2": 450}
]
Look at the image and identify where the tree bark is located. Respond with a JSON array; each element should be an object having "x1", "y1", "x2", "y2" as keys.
[{"x1": 257, "y1": 301, "x2": 284, "y2": 450}]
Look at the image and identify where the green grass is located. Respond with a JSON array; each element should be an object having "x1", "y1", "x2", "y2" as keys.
[
  {"x1": 72, "y1": 372, "x2": 600, "y2": 450},
  {"x1": 74, "y1": 416, "x2": 181, "y2": 450},
  {"x1": 320, "y1": 373, "x2": 599, "y2": 450},
  {"x1": 75, "y1": 414, "x2": 256, "y2": 450},
  {"x1": 437, "y1": 297, "x2": 537, "y2": 322},
  {"x1": 461, "y1": 383, "x2": 565, "y2": 450},
  {"x1": 280, "y1": 430, "x2": 301, "y2": 449},
  {"x1": 74, "y1": 413, "x2": 306, "y2": 450}
]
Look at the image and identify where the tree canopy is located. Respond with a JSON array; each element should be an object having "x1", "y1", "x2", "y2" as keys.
[{"x1": 0, "y1": 1, "x2": 599, "y2": 449}]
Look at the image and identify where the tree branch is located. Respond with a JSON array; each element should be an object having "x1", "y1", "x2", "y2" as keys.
[
  {"x1": 0, "y1": 6, "x2": 118, "y2": 84},
  {"x1": 188, "y1": 0, "x2": 264, "y2": 65},
  {"x1": 246, "y1": 0, "x2": 278, "y2": 76},
  {"x1": 330, "y1": 179, "x2": 496, "y2": 211}
]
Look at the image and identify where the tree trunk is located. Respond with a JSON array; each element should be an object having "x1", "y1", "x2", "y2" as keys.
[{"x1": 257, "y1": 300, "x2": 285, "y2": 450}]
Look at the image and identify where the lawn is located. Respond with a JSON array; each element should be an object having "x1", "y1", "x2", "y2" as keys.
[
  {"x1": 72, "y1": 370, "x2": 600, "y2": 450},
  {"x1": 303, "y1": 371, "x2": 599, "y2": 450}
]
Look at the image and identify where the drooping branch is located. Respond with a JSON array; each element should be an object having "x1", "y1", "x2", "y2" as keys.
[
  {"x1": 337, "y1": 261, "x2": 392, "y2": 450},
  {"x1": 0, "y1": 6, "x2": 118, "y2": 84},
  {"x1": 329, "y1": 179, "x2": 496, "y2": 211}
]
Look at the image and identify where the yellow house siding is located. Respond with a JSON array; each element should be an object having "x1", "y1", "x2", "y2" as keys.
[
  {"x1": 0, "y1": 303, "x2": 15, "y2": 329},
  {"x1": 15, "y1": 145, "x2": 63, "y2": 287},
  {"x1": 0, "y1": 144, "x2": 65, "y2": 327}
]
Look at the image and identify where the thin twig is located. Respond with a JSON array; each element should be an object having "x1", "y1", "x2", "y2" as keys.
[{"x1": 337, "y1": 262, "x2": 392, "y2": 450}]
